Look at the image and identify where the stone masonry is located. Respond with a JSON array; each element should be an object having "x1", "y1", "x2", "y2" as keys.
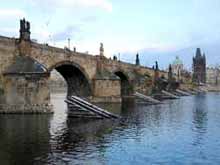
[{"x1": 0, "y1": 19, "x2": 172, "y2": 113}]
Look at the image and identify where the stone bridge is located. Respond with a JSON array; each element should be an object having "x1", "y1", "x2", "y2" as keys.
[{"x1": 0, "y1": 19, "x2": 169, "y2": 113}]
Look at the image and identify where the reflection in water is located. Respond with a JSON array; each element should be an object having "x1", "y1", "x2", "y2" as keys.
[
  {"x1": 49, "y1": 119, "x2": 120, "y2": 163},
  {"x1": 0, "y1": 115, "x2": 52, "y2": 165},
  {"x1": 1, "y1": 93, "x2": 220, "y2": 164},
  {"x1": 192, "y1": 94, "x2": 208, "y2": 146},
  {"x1": 192, "y1": 95, "x2": 208, "y2": 132}
]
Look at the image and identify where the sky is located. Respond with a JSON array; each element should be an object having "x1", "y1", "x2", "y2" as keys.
[{"x1": 0, "y1": 0, "x2": 220, "y2": 69}]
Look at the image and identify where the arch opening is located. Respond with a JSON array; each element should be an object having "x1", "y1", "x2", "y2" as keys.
[
  {"x1": 50, "y1": 63, "x2": 92, "y2": 97},
  {"x1": 114, "y1": 71, "x2": 133, "y2": 96}
]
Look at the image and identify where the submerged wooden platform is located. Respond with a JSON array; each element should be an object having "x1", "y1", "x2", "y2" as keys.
[
  {"x1": 134, "y1": 92, "x2": 162, "y2": 104},
  {"x1": 65, "y1": 96, "x2": 120, "y2": 119},
  {"x1": 161, "y1": 90, "x2": 180, "y2": 99}
]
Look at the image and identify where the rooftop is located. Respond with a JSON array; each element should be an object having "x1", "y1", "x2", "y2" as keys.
[
  {"x1": 4, "y1": 56, "x2": 47, "y2": 74},
  {"x1": 173, "y1": 56, "x2": 183, "y2": 65}
]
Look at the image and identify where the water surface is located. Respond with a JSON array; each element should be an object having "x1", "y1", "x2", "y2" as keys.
[{"x1": 0, "y1": 93, "x2": 220, "y2": 164}]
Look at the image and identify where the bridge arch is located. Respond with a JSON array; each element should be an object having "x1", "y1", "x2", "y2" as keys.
[
  {"x1": 114, "y1": 70, "x2": 134, "y2": 96},
  {"x1": 48, "y1": 61, "x2": 92, "y2": 97}
]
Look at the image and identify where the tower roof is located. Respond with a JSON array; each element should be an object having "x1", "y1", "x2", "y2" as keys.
[
  {"x1": 195, "y1": 48, "x2": 202, "y2": 58},
  {"x1": 4, "y1": 56, "x2": 47, "y2": 74}
]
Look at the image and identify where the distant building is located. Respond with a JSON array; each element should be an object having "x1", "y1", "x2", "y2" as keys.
[
  {"x1": 206, "y1": 67, "x2": 220, "y2": 85},
  {"x1": 192, "y1": 48, "x2": 206, "y2": 84},
  {"x1": 172, "y1": 56, "x2": 183, "y2": 81},
  {"x1": 49, "y1": 70, "x2": 67, "y2": 91}
]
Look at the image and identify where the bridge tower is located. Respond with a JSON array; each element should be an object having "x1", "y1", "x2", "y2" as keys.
[{"x1": 192, "y1": 48, "x2": 206, "y2": 84}]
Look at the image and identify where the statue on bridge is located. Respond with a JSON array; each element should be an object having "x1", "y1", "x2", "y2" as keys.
[
  {"x1": 135, "y1": 53, "x2": 140, "y2": 66},
  {"x1": 155, "y1": 61, "x2": 159, "y2": 70},
  {"x1": 168, "y1": 64, "x2": 173, "y2": 82},
  {"x1": 100, "y1": 43, "x2": 104, "y2": 56},
  {"x1": 19, "y1": 18, "x2": 31, "y2": 41}
]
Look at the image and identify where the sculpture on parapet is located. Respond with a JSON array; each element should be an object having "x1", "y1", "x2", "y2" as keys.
[
  {"x1": 168, "y1": 64, "x2": 173, "y2": 82},
  {"x1": 19, "y1": 18, "x2": 31, "y2": 41},
  {"x1": 100, "y1": 43, "x2": 104, "y2": 56},
  {"x1": 135, "y1": 53, "x2": 140, "y2": 65},
  {"x1": 155, "y1": 61, "x2": 159, "y2": 70},
  {"x1": 153, "y1": 61, "x2": 159, "y2": 84}
]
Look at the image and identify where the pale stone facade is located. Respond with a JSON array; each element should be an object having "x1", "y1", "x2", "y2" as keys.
[
  {"x1": 172, "y1": 56, "x2": 183, "y2": 81},
  {"x1": 49, "y1": 70, "x2": 67, "y2": 92},
  {"x1": 206, "y1": 67, "x2": 220, "y2": 85}
]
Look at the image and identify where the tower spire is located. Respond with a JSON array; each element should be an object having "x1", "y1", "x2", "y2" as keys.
[{"x1": 196, "y1": 48, "x2": 202, "y2": 57}]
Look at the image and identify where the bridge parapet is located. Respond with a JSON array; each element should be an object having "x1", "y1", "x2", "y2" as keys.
[{"x1": 0, "y1": 19, "x2": 178, "y2": 113}]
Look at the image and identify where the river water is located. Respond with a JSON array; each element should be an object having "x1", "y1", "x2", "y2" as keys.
[{"x1": 0, "y1": 93, "x2": 220, "y2": 164}]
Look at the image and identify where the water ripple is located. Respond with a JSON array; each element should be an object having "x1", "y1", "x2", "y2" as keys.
[{"x1": 1, "y1": 93, "x2": 220, "y2": 164}]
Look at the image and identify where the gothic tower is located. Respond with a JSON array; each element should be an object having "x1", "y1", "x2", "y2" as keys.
[{"x1": 192, "y1": 48, "x2": 206, "y2": 84}]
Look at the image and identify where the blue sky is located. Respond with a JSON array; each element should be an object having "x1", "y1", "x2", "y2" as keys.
[{"x1": 0, "y1": 0, "x2": 220, "y2": 68}]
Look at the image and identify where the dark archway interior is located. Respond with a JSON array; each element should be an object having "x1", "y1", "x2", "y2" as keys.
[
  {"x1": 114, "y1": 71, "x2": 133, "y2": 96},
  {"x1": 53, "y1": 64, "x2": 92, "y2": 97}
]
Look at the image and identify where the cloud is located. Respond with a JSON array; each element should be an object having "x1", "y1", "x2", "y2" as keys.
[
  {"x1": 67, "y1": 0, "x2": 112, "y2": 12},
  {"x1": 31, "y1": 28, "x2": 51, "y2": 43},
  {"x1": 0, "y1": 9, "x2": 26, "y2": 19},
  {"x1": 52, "y1": 25, "x2": 81, "y2": 42},
  {"x1": 0, "y1": 9, "x2": 26, "y2": 37},
  {"x1": 28, "y1": 0, "x2": 112, "y2": 12},
  {"x1": 81, "y1": 16, "x2": 98, "y2": 23},
  {"x1": 0, "y1": 27, "x2": 18, "y2": 37}
]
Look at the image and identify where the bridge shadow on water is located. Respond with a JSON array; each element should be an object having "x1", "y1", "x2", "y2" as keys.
[{"x1": 0, "y1": 114, "x2": 53, "y2": 165}]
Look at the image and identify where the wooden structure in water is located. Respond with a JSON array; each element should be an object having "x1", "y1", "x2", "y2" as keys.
[
  {"x1": 65, "y1": 87, "x2": 197, "y2": 119},
  {"x1": 65, "y1": 96, "x2": 120, "y2": 119},
  {"x1": 134, "y1": 92, "x2": 161, "y2": 104}
]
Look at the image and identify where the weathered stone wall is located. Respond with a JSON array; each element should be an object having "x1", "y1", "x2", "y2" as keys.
[
  {"x1": 29, "y1": 42, "x2": 97, "y2": 80},
  {"x1": 1, "y1": 73, "x2": 52, "y2": 113},
  {"x1": 92, "y1": 79, "x2": 121, "y2": 103},
  {"x1": 93, "y1": 79, "x2": 121, "y2": 97},
  {"x1": 0, "y1": 36, "x2": 168, "y2": 86},
  {"x1": 0, "y1": 37, "x2": 17, "y2": 74},
  {"x1": 99, "y1": 58, "x2": 169, "y2": 95},
  {"x1": 0, "y1": 35, "x2": 173, "y2": 113},
  {"x1": 102, "y1": 58, "x2": 168, "y2": 79},
  {"x1": 0, "y1": 37, "x2": 18, "y2": 107}
]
